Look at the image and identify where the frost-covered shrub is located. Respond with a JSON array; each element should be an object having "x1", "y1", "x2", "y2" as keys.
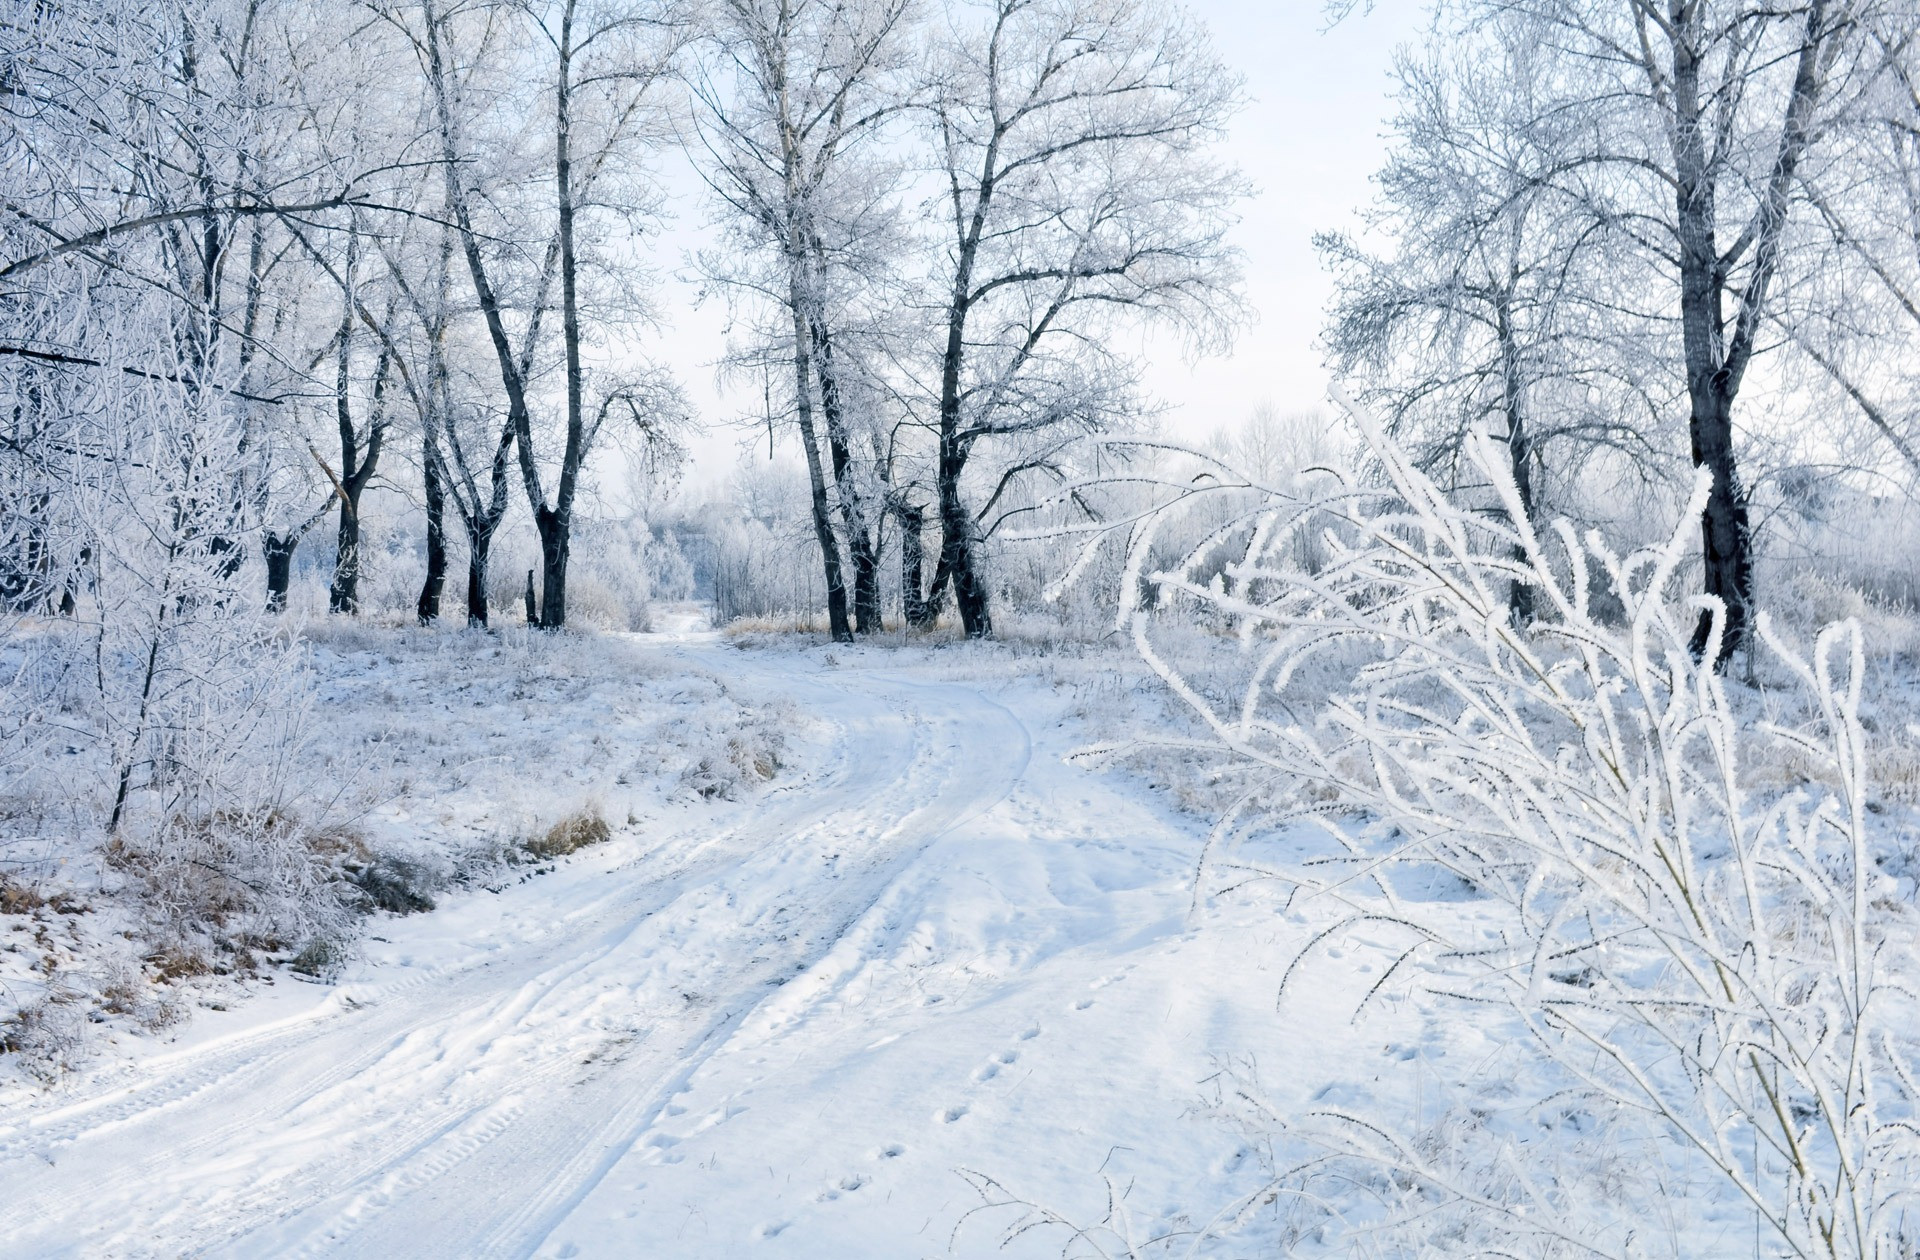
[
  {"x1": 1124, "y1": 399, "x2": 1920, "y2": 1258},
  {"x1": 570, "y1": 518, "x2": 657, "y2": 631},
  {"x1": 1, "y1": 353, "x2": 361, "y2": 987},
  {"x1": 0, "y1": 994, "x2": 89, "y2": 1085},
  {"x1": 107, "y1": 808, "x2": 360, "y2": 963},
  {"x1": 348, "y1": 849, "x2": 443, "y2": 915},
  {"x1": 676, "y1": 709, "x2": 790, "y2": 801}
]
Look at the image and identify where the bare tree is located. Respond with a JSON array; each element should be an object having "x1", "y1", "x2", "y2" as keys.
[
  {"x1": 695, "y1": 0, "x2": 918, "y2": 641},
  {"x1": 413, "y1": 0, "x2": 687, "y2": 629},
  {"x1": 913, "y1": 0, "x2": 1244, "y2": 637},
  {"x1": 1792, "y1": 18, "x2": 1920, "y2": 484}
]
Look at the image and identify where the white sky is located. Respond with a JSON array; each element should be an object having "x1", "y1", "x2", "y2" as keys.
[{"x1": 646, "y1": 0, "x2": 1429, "y2": 493}]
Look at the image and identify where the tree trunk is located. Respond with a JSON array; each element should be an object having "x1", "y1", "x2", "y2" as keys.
[
  {"x1": 936, "y1": 216, "x2": 990, "y2": 637},
  {"x1": 524, "y1": 568, "x2": 539, "y2": 624},
  {"x1": 1672, "y1": 31, "x2": 1751, "y2": 664},
  {"x1": 786, "y1": 294, "x2": 853, "y2": 642},
  {"x1": 264, "y1": 531, "x2": 297, "y2": 613},
  {"x1": 465, "y1": 521, "x2": 492, "y2": 629},
  {"x1": 535, "y1": 505, "x2": 566, "y2": 630},
  {"x1": 1688, "y1": 383, "x2": 1751, "y2": 661},
  {"x1": 937, "y1": 436, "x2": 990, "y2": 638},
  {"x1": 899, "y1": 500, "x2": 928, "y2": 628},
  {"x1": 324, "y1": 243, "x2": 386, "y2": 618},
  {"x1": 417, "y1": 443, "x2": 447, "y2": 624},
  {"x1": 1506, "y1": 417, "x2": 1535, "y2": 623},
  {"x1": 1497, "y1": 292, "x2": 1535, "y2": 623},
  {"x1": 328, "y1": 504, "x2": 360, "y2": 614},
  {"x1": 812, "y1": 321, "x2": 880, "y2": 632},
  {"x1": 541, "y1": 2, "x2": 582, "y2": 631},
  {"x1": 1664, "y1": 0, "x2": 1829, "y2": 665}
]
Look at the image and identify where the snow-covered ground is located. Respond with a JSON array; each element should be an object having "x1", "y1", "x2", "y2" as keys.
[{"x1": 0, "y1": 618, "x2": 1390, "y2": 1257}]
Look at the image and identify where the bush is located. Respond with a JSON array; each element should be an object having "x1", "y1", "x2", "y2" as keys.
[
  {"x1": 0, "y1": 875, "x2": 44, "y2": 915},
  {"x1": 678, "y1": 727, "x2": 785, "y2": 801},
  {"x1": 1125, "y1": 399, "x2": 1920, "y2": 1258},
  {"x1": 0, "y1": 996, "x2": 88, "y2": 1085},
  {"x1": 108, "y1": 807, "x2": 360, "y2": 964},
  {"x1": 349, "y1": 851, "x2": 441, "y2": 915}
]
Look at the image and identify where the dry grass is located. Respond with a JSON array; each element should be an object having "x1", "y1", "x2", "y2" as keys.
[
  {"x1": 0, "y1": 876, "x2": 45, "y2": 915},
  {"x1": 522, "y1": 806, "x2": 613, "y2": 860}
]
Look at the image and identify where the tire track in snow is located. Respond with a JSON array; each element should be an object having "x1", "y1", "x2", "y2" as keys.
[
  {"x1": 0, "y1": 644, "x2": 1030, "y2": 1259},
  {"x1": 0, "y1": 699, "x2": 870, "y2": 1251}
]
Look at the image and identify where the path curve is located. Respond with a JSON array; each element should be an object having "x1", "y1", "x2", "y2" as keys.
[{"x1": 0, "y1": 641, "x2": 1030, "y2": 1259}]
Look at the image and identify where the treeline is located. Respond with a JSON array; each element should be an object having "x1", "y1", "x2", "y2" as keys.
[{"x1": 0, "y1": 0, "x2": 1245, "y2": 643}]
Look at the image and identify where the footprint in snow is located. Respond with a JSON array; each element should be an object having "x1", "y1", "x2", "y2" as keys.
[
  {"x1": 972, "y1": 1062, "x2": 1000, "y2": 1083},
  {"x1": 756, "y1": 1221, "x2": 791, "y2": 1239},
  {"x1": 875, "y1": 1143, "x2": 906, "y2": 1159},
  {"x1": 938, "y1": 1104, "x2": 969, "y2": 1123},
  {"x1": 1071, "y1": 998, "x2": 1095, "y2": 1011},
  {"x1": 1019, "y1": 1026, "x2": 1041, "y2": 1041},
  {"x1": 996, "y1": 1049, "x2": 1019, "y2": 1065}
]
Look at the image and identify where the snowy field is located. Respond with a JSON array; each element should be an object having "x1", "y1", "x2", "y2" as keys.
[{"x1": 0, "y1": 613, "x2": 1370, "y2": 1257}]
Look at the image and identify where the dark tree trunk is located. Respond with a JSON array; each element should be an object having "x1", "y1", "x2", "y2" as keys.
[
  {"x1": 1687, "y1": 384, "x2": 1752, "y2": 661},
  {"x1": 418, "y1": 445, "x2": 447, "y2": 624},
  {"x1": 465, "y1": 522, "x2": 492, "y2": 629},
  {"x1": 1506, "y1": 419, "x2": 1535, "y2": 623},
  {"x1": 1, "y1": 493, "x2": 49, "y2": 612},
  {"x1": 524, "y1": 568, "x2": 539, "y2": 624},
  {"x1": 936, "y1": 210, "x2": 990, "y2": 637},
  {"x1": 328, "y1": 506, "x2": 361, "y2": 615},
  {"x1": 264, "y1": 531, "x2": 297, "y2": 613},
  {"x1": 811, "y1": 319, "x2": 881, "y2": 634},
  {"x1": 851, "y1": 538, "x2": 880, "y2": 632},
  {"x1": 534, "y1": 506, "x2": 566, "y2": 629},
  {"x1": 324, "y1": 242, "x2": 386, "y2": 617},
  {"x1": 1665, "y1": 0, "x2": 1829, "y2": 666},
  {"x1": 938, "y1": 436, "x2": 991, "y2": 638},
  {"x1": 899, "y1": 501, "x2": 928, "y2": 628},
  {"x1": 786, "y1": 296, "x2": 853, "y2": 642},
  {"x1": 1496, "y1": 293, "x2": 1535, "y2": 624}
]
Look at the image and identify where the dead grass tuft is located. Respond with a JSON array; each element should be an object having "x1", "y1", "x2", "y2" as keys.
[
  {"x1": 145, "y1": 945, "x2": 212, "y2": 982},
  {"x1": 522, "y1": 806, "x2": 612, "y2": 860},
  {"x1": 0, "y1": 877, "x2": 45, "y2": 915}
]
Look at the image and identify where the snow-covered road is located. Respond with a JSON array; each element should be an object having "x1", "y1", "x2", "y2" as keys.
[{"x1": 0, "y1": 637, "x2": 1335, "y2": 1257}]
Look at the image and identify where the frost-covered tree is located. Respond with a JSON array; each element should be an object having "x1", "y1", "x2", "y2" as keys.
[
  {"x1": 694, "y1": 0, "x2": 919, "y2": 640},
  {"x1": 414, "y1": 0, "x2": 690, "y2": 629},
  {"x1": 1330, "y1": 0, "x2": 1898, "y2": 664},
  {"x1": 911, "y1": 0, "x2": 1245, "y2": 637},
  {"x1": 1319, "y1": 19, "x2": 1657, "y2": 573}
]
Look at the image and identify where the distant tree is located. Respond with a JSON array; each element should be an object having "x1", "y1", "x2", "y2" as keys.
[
  {"x1": 416, "y1": 0, "x2": 688, "y2": 629},
  {"x1": 694, "y1": 0, "x2": 918, "y2": 640},
  {"x1": 1320, "y1": 22, "x2": 1650, "y2": 617},
  {"x1": 1793, "y1": 16, "x2": 1920, "y2": 484},
  {"x1": 912, "y1": 0, "x2": 1245, "y2": 637}
]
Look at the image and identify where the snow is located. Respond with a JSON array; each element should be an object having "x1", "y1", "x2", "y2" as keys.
[{"x1": 0, "y1": 622, "x2": 1367, "y2": 1257}]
